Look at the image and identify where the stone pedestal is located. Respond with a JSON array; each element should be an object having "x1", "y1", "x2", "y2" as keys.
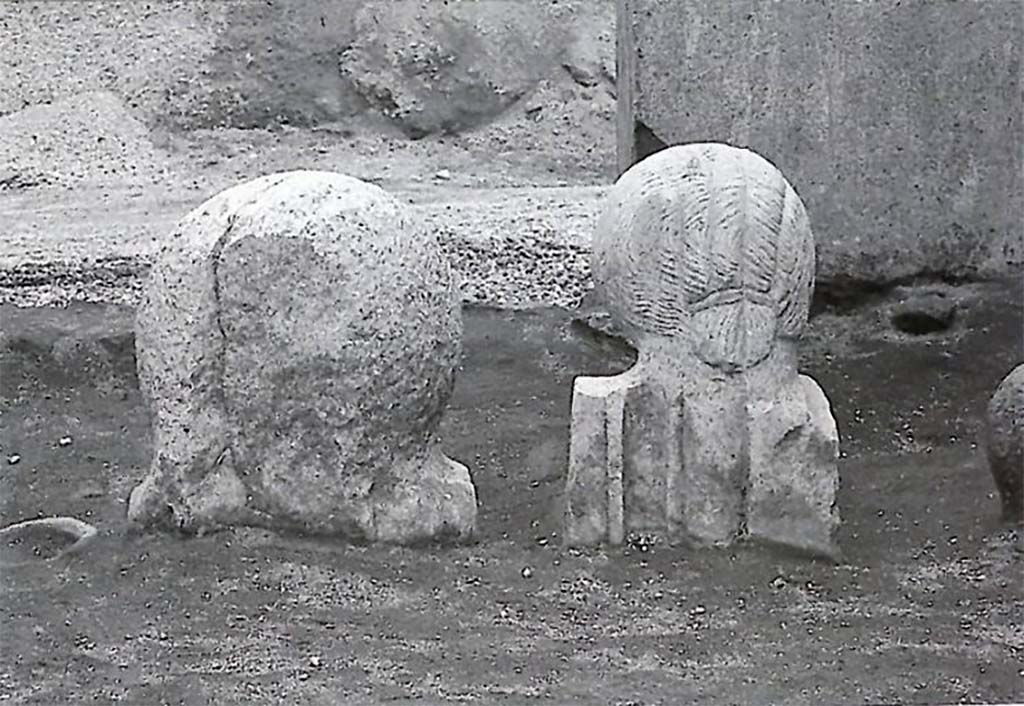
[{"x1": 565, "y1": 357, "x2": 840, "y2": 557}]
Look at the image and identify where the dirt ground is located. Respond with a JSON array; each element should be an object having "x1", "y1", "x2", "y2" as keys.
[
  {"x1": 1, "y1": 282, "x2": 1023, "y2": 705},
  {"x1": 1, "y1": 122, "x2": 1022, "y2": 706},
  {"x1": 1, "y1": 2, "x2": 1023, "y2": 704}
]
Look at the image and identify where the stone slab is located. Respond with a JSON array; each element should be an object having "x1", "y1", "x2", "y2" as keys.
[{"x1": 617, "y1": 0, "x2": 1023, "y2": 282}]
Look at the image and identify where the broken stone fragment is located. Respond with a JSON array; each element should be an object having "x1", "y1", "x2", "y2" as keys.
[
  {"x1": 986, "y1": 364, "x2": 1024, "y2": 523},
  {"x1": 563, "y1": 143, "x2": 841, "y2": 559},
  {"x1": 128, "y1": 170, "x2": 476, "y2": 545}
]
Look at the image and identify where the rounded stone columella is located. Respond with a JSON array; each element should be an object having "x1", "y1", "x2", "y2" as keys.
[{"x1": 128, "y1": 170, "x2": 476, "y2": 544}]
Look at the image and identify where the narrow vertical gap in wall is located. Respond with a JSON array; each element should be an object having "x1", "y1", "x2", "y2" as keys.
[{"x1": 634, "y1": 120, "x2": 668, "y2": 163}]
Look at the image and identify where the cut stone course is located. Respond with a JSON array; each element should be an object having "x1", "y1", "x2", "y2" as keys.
[
  {"x1": 564, "y1": 143, "x2": 841, "y2": 559},
  {"x1": 986, "y1": 363, "x2": 1024, "y2": 523},
  {"x1": 128, "y1": 170, "x2": 476, "y2": 544}
]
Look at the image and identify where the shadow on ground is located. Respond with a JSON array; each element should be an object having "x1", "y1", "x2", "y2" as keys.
[{"x1": 0, "y1": 279, "x2": 1021, "y2": 705}]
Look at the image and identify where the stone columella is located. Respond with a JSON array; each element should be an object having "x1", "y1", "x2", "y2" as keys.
[
  {"x1": 128, "y1": 170, "x2": 476, "y2": 544},
  {"x1": 565, "y1": 143, "x2": 840, "y2": 559}
]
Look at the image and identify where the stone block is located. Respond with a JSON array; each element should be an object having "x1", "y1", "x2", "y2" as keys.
[
  {"x1": 563, "y1": 143, "x2": 840, "y2": 559},
  {"x1": 128, "y1": 170, "x2": 476, "y2": 544},
  {"x1": 616, "y1": 0, "x2": 1023, "y2": 283}
]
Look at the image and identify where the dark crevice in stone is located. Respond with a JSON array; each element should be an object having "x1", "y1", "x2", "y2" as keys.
[
  {"x1": 207, "y1": 215, "x2": 251, "y2": 512},
  {"x1": 634, "y1": 120, "x2": 668, "y2": 163}
]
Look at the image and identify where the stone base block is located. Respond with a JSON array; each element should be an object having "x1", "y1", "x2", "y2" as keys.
[
  {"x1": 563, "y1": 368, "x2": 841, "y2": 559},
  {"x1": 128, "y1": 445, "x2": 477, "y2": 544}
]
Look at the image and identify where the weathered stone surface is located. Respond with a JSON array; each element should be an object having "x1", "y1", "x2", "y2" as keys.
[
  {"x1": 128, "y1": 170, "x2": 476, "y2": 544},
  {"x1": 746, "y1": 375, "x2": 841, "y2": 556},
  {"x1": 986, "y1": 364, "x2": 1024, "y2": 523},
  {"x1": 617, "y1": 0, "x2": 1022, "y2": 284},
  {"x1": 340, "y1": 1, "x2": 565, "y2": 138},
  {"x1": 564, "y1": 373, "x2": 636, "y2": 546},
  {"x1": 563, "y1": 143, "x2": 841, "y2": 558},
  {"x1": 561, "y1": 2, "x2": 616, "y2": 89}
]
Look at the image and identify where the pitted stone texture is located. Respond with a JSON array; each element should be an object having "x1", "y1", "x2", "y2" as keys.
[
  {"x1": 986, "y1": 364, "x2": 1024, "y2": 523},
  {"x1": 128, "y1": 170, "x2": 476, "y2": 544},
  {"x1": 564, "y1": 143, "x2": 840, "y2": 559}
]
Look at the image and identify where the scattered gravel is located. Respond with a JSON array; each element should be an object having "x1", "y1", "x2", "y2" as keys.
[
  {"x1": 1, "y1": 185, "x2": 607, "y2": 310},
  {"x1": 0, "y1": 91, "x2": 169, "y2": 189}
]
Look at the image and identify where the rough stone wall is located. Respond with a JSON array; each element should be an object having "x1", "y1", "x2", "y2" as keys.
[{"x1": 618, "y1": 0, "x2": 1023, "y2": 284}]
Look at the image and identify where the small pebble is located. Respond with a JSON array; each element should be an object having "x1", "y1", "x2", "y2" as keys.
[
  {"x1": 58, "y1": 436, "x2": 73, "y2": 447},
  {"x1": 434, "y1": 169, "x2": 452, "y2": 181},
  {"x1": 7, "y1": 454, "x2": 20, "y2": 465},
  {"x1": 521, "y1": 566, "x2": 533, "y2": 579}
]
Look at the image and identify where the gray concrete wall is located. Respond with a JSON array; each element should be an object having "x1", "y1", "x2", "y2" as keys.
[{"x1": 618, "y1": 0, "x2": 1023, "y2": 285}]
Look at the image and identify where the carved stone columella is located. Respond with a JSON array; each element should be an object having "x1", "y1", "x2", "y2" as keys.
[
  {"x1": 564, "y1": 143, "x2": 841, "y2": 558},
  {"x1": 128, "y1": 170, "x2": 477, "y2": 545}
]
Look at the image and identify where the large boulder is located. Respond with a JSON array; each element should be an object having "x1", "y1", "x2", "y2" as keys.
[
  {"x1": 1, "y1": 0, "x2": 619, "y2": 148},
  {"x1": 616, "y1": 1, "x2": 1022, "y2": 285},
  {"x1": 986, "y1": 364, "x2": 1024, "y2": 523},
  {"x1": 560, "y1": 1, "x2": 616, "y2": 90},
  {"x1": 340, "y1": 0, "x2": 566, "y2": 138},
  {"x1": 156, "y1": 1, "x2": 368, "y2": 129},
  {"x1": 128, "y1": 170, "x2": 476, "y2": 544}
]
